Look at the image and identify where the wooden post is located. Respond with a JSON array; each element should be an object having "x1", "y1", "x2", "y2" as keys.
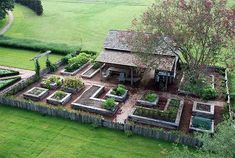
[{"x1": 131, "y1": 67, "x2": 134, "y2": 86}]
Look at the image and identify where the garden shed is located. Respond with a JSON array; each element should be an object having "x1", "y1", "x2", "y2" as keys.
[{"x1": 96, "y1": 30, "x2": 179, "y2": 88}]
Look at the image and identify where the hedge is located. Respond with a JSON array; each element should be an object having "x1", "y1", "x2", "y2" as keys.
[
  {"x1": 0, "y1": 36, "x2": 81, "y2": 55},
  {"x1": 15, "y1": 0, "x2": 43, "y2": 16}
]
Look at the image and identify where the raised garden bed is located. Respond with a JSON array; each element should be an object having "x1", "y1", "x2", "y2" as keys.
[
  {"x1": 192, "y1": 101, "x2": 215, "y2": 119},
  {"x1": 72, "y1": 84, "x2": 119, "y2": 116},
  {"x1": 0, "y1": 77, "x2": 21, "y2": 91},
  {"x1": 23, "y1": 87, "x2": 49, "y2": 101},
  {"x1": 62, "y1": 76, "x2": 85, "y2": 94},
  {"x1": 81, "y1": 62, "x2": 104, "y2": 79},
  {"x1": 61, "y1": 53, "x2": 91, "y2": 76},
  {"x1": 189, "y1": 116, "x2": 214, "y2": 133},
  {"x1": 47, "y1": 91, "x2": 72, "y2": 105},
  {"x1": 137, "y1": 91, "x2": 159, "y2": 108},
  {"x1": 41, "y1": 75, "x2": 63, "y2": 90},
  {"x1": 105, "y1": 84, "x2": 128, "y2": 102},
  {"x1": 129, "y1": 98, "x2": 184, "y2": 129},
  {"x1": 0, "y1": 69, "x2": 19, "y2": 77}
]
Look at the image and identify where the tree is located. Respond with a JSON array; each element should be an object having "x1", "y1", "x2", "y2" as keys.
[
  {"x1": 0, "y1": 0, "x2": 14, "y2": 20},
  {"x1": 34, "y1": 59, "x2": 40, "y2": 79},
  {"x1": 131, "y1": 0, "x2": 235, "y2": 73},
  {"x1": 168, "y1": 119, "x2": 235, "y2": 158}
]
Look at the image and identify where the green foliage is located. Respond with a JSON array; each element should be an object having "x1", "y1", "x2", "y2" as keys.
[
  {"x1": 46, "y1": 57, "x2": 57, "y2": 72},
  {"x1": 143, "y1": 91, "x2": 157, "y2": 102},
  {"x1": 34, "y1": 59, "x2": 40, "y2": 79},
  {"x1": 103, "y1": 98, "x2": 116, "y2": 110},
  {"x1": 0, "y1": 0, "x2": 14, "y2": 20},
  {"x1": 0, "y1": 69, "x2": 19, "y2": 77},
  {"x1": 92, "y1": 62, "x2": 102, "y2": 69},
  {"x1": 42, "y1": 75, "x2": 62, "y2": 88},
  {"x1": 168, "y1": 119, "x2": 235, "y2": 158},
  {"x1": 52, "y1": 91, "x2": 66, "y2": 100},
  {"x1": 62, "y1": 52, "x2": 77, "y2": 64},
  {"x1": 135, "y1": 98, "x2": 180, "y2": 122},
  {"x1": 15, "y1": 0, "x2": 43, "y2": 15},
  {"x1": 111, "y1": 84, "x2": 126, "y2": 96},
  {"x1": 0, "y1": 36, "x2": 80, "y2": 55},
  {"x1": 63, "y1": 77, "x2": 83, "y2": 89},
  {"x1": 0, "y1": 77, "x2": 21, "y2": 90},
  {"x1": 182, "y1": 72, "x2": 218, "y2": 100},
  {"x1": 65, "y1": 53, "x2": 91, "y2": 72}
]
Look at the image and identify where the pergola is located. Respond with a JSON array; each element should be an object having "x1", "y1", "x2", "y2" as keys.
[{"x1": 96, "y1": 30, "x2": 179, "y2": 87}]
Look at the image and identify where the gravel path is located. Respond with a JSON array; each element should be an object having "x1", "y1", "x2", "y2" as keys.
[{"x1": 0, "y1": 11, "x2": 14, "y2": 35}]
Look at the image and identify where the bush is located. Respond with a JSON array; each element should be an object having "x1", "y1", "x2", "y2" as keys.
[
  {"x1": 65, "y1": 53, "x2": 91, "y2": 72},
  {"x1": 42, "y1": 75, "x2": 62, "y2": 88},
  {"x1": 200, "y1": 86, "x2": 217, "y2": 100},
  {"x1": 0, "y1": 36, "x2": 80, "y2": 55},
  {"x1": 103, "y1": 98, "x2": 116, "y2": 110},
  {"x1": 111, "y1": 84, "x2": 126, "y2": 96},
  {"x1": 92, "y1": 62, "x2": 102, "y2": 69},
  {"x1": 46, "y1": 58, "x2": 57, "y2": 72},
  {"x1": 144, "y1": 91, "x2": 157, "y2": 102},
  {"x1": 15, "y1": 0, "x2": 43, "y2": 15},
  {"x1": 63, "y1": 77, "x2": 83, "y2": 89}
]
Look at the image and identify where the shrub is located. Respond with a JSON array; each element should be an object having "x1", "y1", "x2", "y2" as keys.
[
  {"x1": 200, "y1": 86, "x2": 217, "y2": 100},
  {"x1": 46, "y1": 58, "x2": 57, "y2": 72},
  {"x1": 63, "y1": 77, "x2": 83, "y2": 89},
  {"x1": 111, "y1": 84, "x2": 126, "y2": 96},
  {"x1": 0, "y1": 36, "x2": 80, "y2": 55},
  {"x1": 42, "y1": 75, "x2": 62, "y2": 88},
  {"x1": 52, "y1": 91, "x2": 67, "y2": 100},
  {"x1": 144, "y1": 91, "x2": 157, "y2": 102},
  {"x1": 103, "y1": 98, "x2": 116, "y2": 110},
  {"x1": 62, "y1": 52, "x2": 77, "y2": 64},
  {"x1": 65, "y1": 53, "x2": 91, "y2": 72},
  {"x1": 15, "y1": 0, "x2": 43, "y2": 15},
  {"x1": 92, "y1": 62, "x2": 102, "y2": 69}
]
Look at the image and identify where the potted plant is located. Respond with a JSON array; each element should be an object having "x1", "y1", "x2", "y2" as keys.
[{"x1": 62, "y1": 77, "x2": 85, "y2": 94}]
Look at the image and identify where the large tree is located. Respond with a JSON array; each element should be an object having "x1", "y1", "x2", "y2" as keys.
[
  {"x1": 0, "y1": 0, "x2": 14, "y2": 20},
  {"x1": 131, "y1": 0, "x2": 235, "y2": 73}
]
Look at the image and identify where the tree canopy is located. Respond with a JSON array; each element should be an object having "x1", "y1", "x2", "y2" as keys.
[
  {"x1": 131, "y1": 0, "x2": 235, "y2": 72},
  {"x1": 0, "y1": 0, "x2": 14, "y2": 20}
]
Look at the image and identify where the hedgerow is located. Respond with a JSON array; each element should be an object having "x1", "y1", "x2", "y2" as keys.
[{"x1": 15, "y1": 0, "x2": 43, "y2": 16}]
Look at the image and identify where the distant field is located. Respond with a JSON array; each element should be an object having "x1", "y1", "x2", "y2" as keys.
[
  {"x1": 0, "y1": 104, "x2": 173, "y2": 158},
  {"x1": 0, "y1": 47, "x2": 63, "y2": 70},
  {"x1": 5, "y1": 0, "x2": 154, "y2": 51}
]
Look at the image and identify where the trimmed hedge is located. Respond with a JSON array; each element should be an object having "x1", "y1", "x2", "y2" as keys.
[
  {"x1": 15, "y1": 0, "x2": 43, "y2": 16},
  {"x1": 0, "y1": 36, "x2": 81, "y2": 55}
]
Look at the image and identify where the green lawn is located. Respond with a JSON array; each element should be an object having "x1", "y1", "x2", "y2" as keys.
[
  {"x1": 0, "y1": 47, "x2": 63, "y2": 70},
  {"x1": 0, "y1": 16, "x2": 8, "y2": 29},
  {"x1": 0, "y1": 104, "x2": 173, "y2": 158},
  {"x1": 5, "y1": 0, "x2": 154, "y2": 51}
]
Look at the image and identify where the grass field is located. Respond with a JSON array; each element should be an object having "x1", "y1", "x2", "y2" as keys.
[
  {"x1": 5, "y1": 0, "x2": 154, "y2": 51},
  {"x1": 0, "y1": 16, "x2": 8, "y2": 29},
  {"x1": 0, "y1": 47, "x2": 63, "y2": 70},
  {"x1": 0, "y1": 104, "x2": 174, "y2": 158}
]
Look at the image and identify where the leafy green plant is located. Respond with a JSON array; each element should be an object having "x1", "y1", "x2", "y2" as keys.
[
  {"x1": 200, "y1": 86, "x2": 217, "y2": 100},
  {"x1": 92, "y1": 62, "x2": 102, "y2": 69},
  {"x1": 65, "y1": 53, "x2": 91, "y2": 72},
  {"x1": 63, "y1": 77, "x2": 83, "y2": 89},
  {"x1": 192, "y1": 116, "x2": 212, "y2": 130},
  {"x1": 52, "y1": 91, "x2": 67, "y2": 100},
  {"x1": 34, "y1": 59, "x2": 40, "y2": 79},
  {"x1": 143, "y1": 92, "x2": 157, "y2": 102},
  {"x1": 111, "y1": 84, "x2": 126, "y2": 96},
  {"x1": 42, "y1": 75, "x2": 62, "y2": 88},
  {"x1": 103, "y1": 98, "x2": 116, "y2": 110},
  {"x1": 46, "y1": 58, "x2": 57, "y2": 72}
]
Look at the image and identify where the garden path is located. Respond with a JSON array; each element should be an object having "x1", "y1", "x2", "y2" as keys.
[{"x1": 0, "y1": 11, "x2": 14, "y2": 35}]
